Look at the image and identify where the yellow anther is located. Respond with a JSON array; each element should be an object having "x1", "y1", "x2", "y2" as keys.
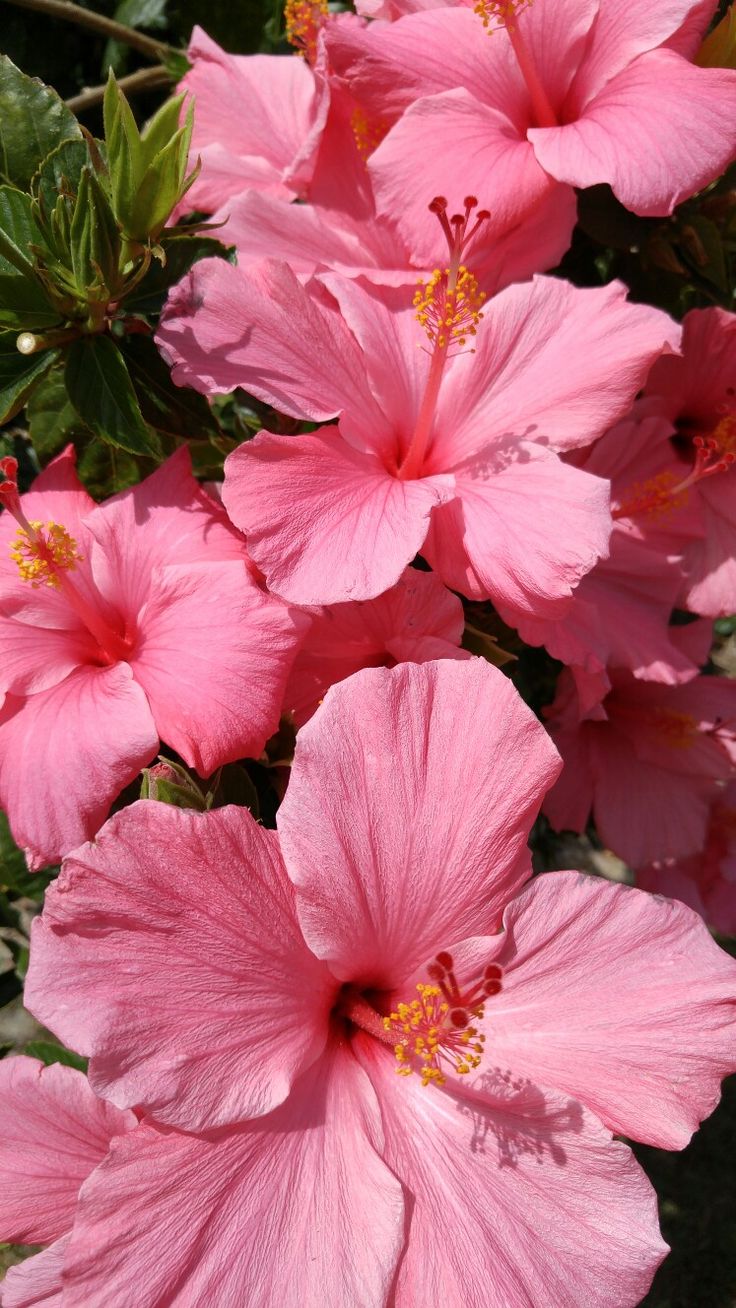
[
  {"x1": 473, "y1": 0, "x2": 533, "y2": 32},
  {"x1": 10, "y1": 521, "x2": 82, "y2": 589},
  {"x1": 712, "y1": 413, "x2": 736, "y2": 455},
  {"x1": 648, "y1": 708, "x2": 699, "y2": 750},
  {"x1": 385, "y1": 980, "x2": 487, "y2": 1088},
  {"x1": 350, "y1": 108, "x2": 388, "y2": 160},
  {"x1": 414, "y1": 265, "x2": 486, "y2": 353},
  {"x1": 284, "y1": 0, "x2": 327, "y2": 61},
  {"x1": 614, "y1": 471, "x2": 687, "y2": 521}
]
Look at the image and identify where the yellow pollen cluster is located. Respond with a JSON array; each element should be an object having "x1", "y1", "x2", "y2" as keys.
[
  {"x1": 648, "y1": 708, "x2": 699, "y2": 750},
  {"x1": 383, "y1": 983, "x2": 486, "y2": 1088},
  {"x1": 10, "y1": 521, "x2": 82, "y2": 589},
  {"x1": 614, "y1": 471, "x2": 687, "y2": 521},
  {"x1": 711, "y1": 413, "x2": 736, "y2": 456},
  {"x1": 284, "y1": 0, "x2": 328, "y2": 60},
  {"x1": 414, "y1": 266, "x2": 486, "y2": 352},
  {"x1": 473, "y1": 0, "x2": 533, "y2": 32},
  {"x1": 350, "y1": 108, "x2": 388, "y2": 161}
]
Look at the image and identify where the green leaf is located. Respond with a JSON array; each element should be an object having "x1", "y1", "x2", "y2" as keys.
[
  {"x1": 122, "y1": 333, "x2": 220, "y2": 438},
  {"x1": 0, "y1": 187, "x2": 62, "y2": 327},
  {"x1": 69, "y1": 166, "x2": 122, "y2": 296},
  {"x1": 139, "y1": 92, "x2": 185, "y2": 172},
  {"x1": 26, "y1": 365, "x2": 94, "y2": 461},
  {"x1": 0, "y1": 330, "x2": 59, "y2": 422},
  {"x1": 126, "y1": 112, "x2": 192, "y2": 240},
  {"x1": 103, "y1": 73, "x2": 144, "y2": 232},
  {"x1": 124, "y1": 235, "x2": 230, "y2": 315},
  {"x1": 31, "y1": 138, "x2": 90, "y2": 219},
  {"x1": 0, "y1": 56, "x2": 81, "y2": 190},
  {"x1": 65, "y1": 335, "x2": 162, "y2": 458},
  {"x1": 0, "y1": 186, "x2": 43, "y2": 272},
  {"x1": 23, "y1": 1040, "x2": 88, "y2": 1072},
  {"x1": 209, "y1": 763, "x2": 260, "y2": 819}
]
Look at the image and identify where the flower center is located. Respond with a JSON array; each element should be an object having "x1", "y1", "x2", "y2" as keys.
[
  {"x1": 397, "y1": 197, "x2": 488, "y2": 481},
  {"x1": 0, "y1": 456, "x2": 131, "y2": 664},
  {"x1": 340, "y1": 950, "x2": 503, "y2": 1089},
  {"x1": 473, "y1": 0, "x2": 557, "y2": 129},
  {"x1": 284, "y1": 0, "x2": 327, "y2": 63},
  {"x1": 350, "y1": 107, "x2": 389, "y2": 161},
  {"x1": 613, "y1": 428, "x2": 736, "y2": 522}
]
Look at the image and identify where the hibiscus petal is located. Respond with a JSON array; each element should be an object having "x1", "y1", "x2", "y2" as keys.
[
  {"x1": 0, "y1": 665, "x2": 158, "y2": 870},
  {"x1": 356, "y1": 1034, "x2": 666, "y2": 1307},
  {"x1": 531, "y1": 51, "x2": 736, "y2": 217},
  {"x1": 279, "y1": 659, "x2": 560, "y2": 989},
  {"x1": 222, "y1": 427, "x2": 451, "y2": 604},
  {"x1": 25, "y1": 804, "x2": 336, "y2": 1131},
  {"x1": 0, "y1": 1236, "x2": 68, "y2": 1308},
  {"x1": 61, "y1": 1045, "x2": 404, "y2": 1307},
  {"x1": 131, "y1": 561, "x2": 305, "y2": 774},
  {"x1": 482, "y1": 871, "x2": 736, "y2": 1148},
  {"x1": 0, "y1": 1057, "x2": 135, "y2": 1245},
  {"x1": 424, "y1": 446, "x2": 611, "y2": 615}
]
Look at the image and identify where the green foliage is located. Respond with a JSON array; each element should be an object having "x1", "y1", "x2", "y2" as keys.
[
  {"x1": 65, "y1": 334, "x2": 162, "y2": 457},
  {"x1": 0, "y1": 814, "x2": 57, "y2": 898},
  {"x1": 0, "y1": 331, "x2": 59, "y2": 423},
  {"x1": 0, "y1": 55, "x2": 81, "y2": 190},
  {"x1": 23, "y1": 1040, "x2": 88, "y2": 1072}
]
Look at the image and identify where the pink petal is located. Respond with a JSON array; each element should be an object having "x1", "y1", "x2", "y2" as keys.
[
  {"x1": 531, "y1": 51, "x2": 736, "y2": 217},
  {"x1": 0, "y1": 666, "x2": 157, "y2": 870},
  {"x1": 181, "y1": 28, "x2": 319, "y2": 211},
  {"x1": 157, "y1": 257, "x2": 379, "y2": 425},
  {"x1": 570, "y1": 0, "x2": 711, "y2": 103},
  {"x1": 278, "y1": 660, "x2": 560, "y2": 989},
  {"x1": 25, "y1": 803, "x2": 336, "y2": 1131},
  {"x1": 423, "y1": 446, "x2": 611, "y2": 614},
  {"x1": 62, "y1": 1044, "x2": 404, "y2": 1306},
  {"x1": 130, "y1": 561, "x2": 305, "y2": 774},
  {"x1": 86, "y1": 448, "x2": 244, "y2": 626},
  {"x1": 222, "y1": 427, "x2": 451, "y2": 604},
  {"x1": 483, "y1": 871, "x2": 736, "y2": 1148},
  {"x1": 356, "y1": 1034, "x2": 666, "y2": 1307},
  {"x1": 0, "y1": 613, "x2": 98, "y2": 697},
  {"x1": 370, "y1": 89, "x2": 560, "y2": 257},
  {"x1": 0, "y1": 1236, "x2": 68, "y2": 1308},
  {"x1": 0, "y1": 1057, "x2": 135, "y2": 1245},
  {"x1": 432, "y1": 277, "x2": 681, "y2": 466},
  {"x1": 683, "y1": 475, "x2": 736, "y2": 617},
  {"x1": 286, "y1": 567, "x2": 466, "y2": 726}
]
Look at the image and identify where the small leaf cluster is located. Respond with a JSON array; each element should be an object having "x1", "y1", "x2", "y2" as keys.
[{"x1": 0, "y1": 54, "x2": 230, "y2": 492}]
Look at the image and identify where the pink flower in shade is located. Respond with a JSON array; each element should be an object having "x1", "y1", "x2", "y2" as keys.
[
  {"x1": 26, "y1": 660, "x2": 736, "y2": 1305},
  {"x1": 638, "y1": 783, "x2": 736, "y2": 937},
  {"x1": 0, "y1": 1055, "x2": 136, "y2": 1308},
  {"x1": 158, "y1": 237, "x2": 679, "y2": 613},
  {"x1": 0, "y1": 447, "x2": 305, "y2": 869},
  {"x1": 326, "y1": 0, "x2": 736, "y2": 279},
  {"x1": 177, "y1": 26, "x2": 328, "y2": 215},
  {"x1": 543, "y1": 667, "x2": 736, "y2": 867},
  {"x1": 634, "y1": 307, "x2": 736, "y2": 617},
  {"x1": 510, "y1": 414, "x2": 708, "y2": 687},
  {"x1": 286, "y1": 565, "x2": 468, "y2": 725}
]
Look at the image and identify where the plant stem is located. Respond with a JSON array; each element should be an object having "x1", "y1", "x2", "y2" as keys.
[
  {"x1": 66, "y1": 64, "x2": 173, "y2": 114},
  {"x1": 4, "y1": 0, "x2": 176, "y2": 61}
]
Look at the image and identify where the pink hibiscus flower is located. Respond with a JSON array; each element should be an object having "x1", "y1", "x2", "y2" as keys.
[
  {"x1": 26, "y1": 661, "x2": 736, "y2": 1304},
  {"x1": 636, "y1": 306, "x2": 736, "y2": 616},
  {"x1": 544, "y1": 667, "x2": 736, "y2": 866},
  {"x1": 0, "y1": 1055, "x2": 136, "y2": 1308},
  {"x1": 511, "y1": 414, "x2": 707, "y2": 686},
  {"x1": 177, "y1": 25, "x2": 328, "y2": 215},
  {"x1": 286, "y1": 565, "x2": 468, "y2": 725},
  {"x1": 327, "y1": 0, "x2": 736, "y2": 268},
  {"x1": 0, "y1": 447, "x2": 305, "y2": 868},
  {"x1": 638, "y1": 782, "x2": 736, "y2": 937},
  {"x1": 158, "y1": 238, "x2": 679, "y2": 613}
]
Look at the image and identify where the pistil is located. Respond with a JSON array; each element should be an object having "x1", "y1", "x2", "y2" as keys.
[
  {"x1": 0, "y1": 457, "x2": 131, "y2": 664},
  {"x1": 473, "y1": 0, "x2": 558, "y2": 129},
  {"x1": 613, "y1": 435, "x2": 735, "y2": 521},
  {"x1": 397, "y1": 197, "x2": 488, "y2": 481}
]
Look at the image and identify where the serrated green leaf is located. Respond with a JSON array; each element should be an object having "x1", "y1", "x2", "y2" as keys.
[
  {"x1": 125, "y1": 120, "x2": 190, "y2": 240},
  {"x1": 69, "y1": 166, "x2": 122, "y2": 296},
  {"x1": 0, "y1": 275, "x2": 61, "y2": 330},
  {"x1": 65, "y1": 334, "x2": 161, "y2": 457},
  {"x1": 0, "y1": 56, "x2": 81, "y2": 190},
  {"x1": 0, "y1": 187, "x2": 67, "y2": 326},
  {"x1": 23, "y1": 1041, "x2": 88, "y2": 1072},
  {"x1": 139, "y1": 92, "x2": 186, "y2": 172},
  {"x1": 0, "y1": 331, "x2": 59, "y2": 422},
  {"x1": 103, "y1": 74, "x2": 144, "y2": 231},
  {"x1": 122, "y1": 332, "x2": 220, "y2": 438},
  {"x1": 31, "y1": 138, "x2": 90, "y2": 219}
]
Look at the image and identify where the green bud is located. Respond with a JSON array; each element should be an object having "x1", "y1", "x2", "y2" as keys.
[{"x1": 140, "y1": 758, "x2": 208, "y2": 811}]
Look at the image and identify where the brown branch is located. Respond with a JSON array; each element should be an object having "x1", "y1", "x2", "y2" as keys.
[
  {"x1": 4, "y1": 0, "x2": 176, "y2": 61},
  {"x1": 65, "y1": 63, "x2": 173, "y2": 114}
]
